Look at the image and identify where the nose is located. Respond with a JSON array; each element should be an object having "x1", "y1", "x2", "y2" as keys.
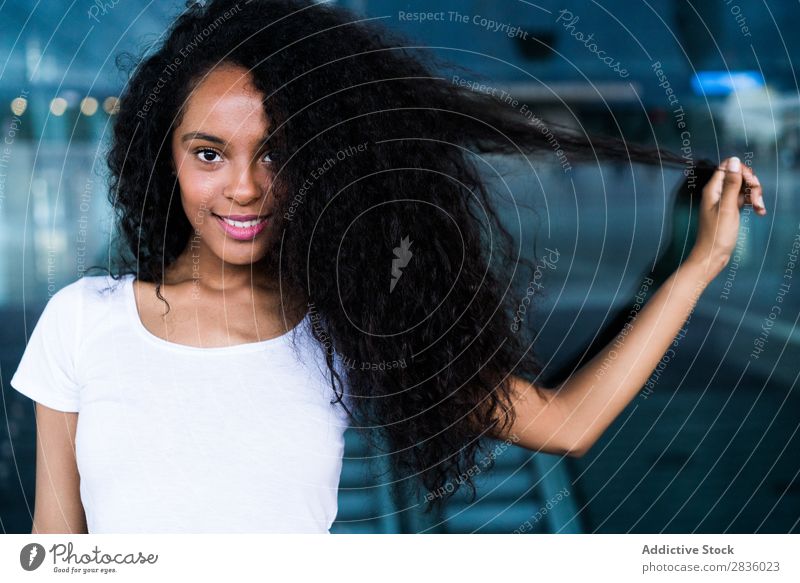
[{"x1": 224, "y1": 159, "x2": 267, "y2": 206}]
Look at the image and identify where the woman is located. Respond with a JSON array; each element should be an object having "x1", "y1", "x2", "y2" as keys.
[{"x1": 12, "y1": 0, "x2": 766, "y2": 533}]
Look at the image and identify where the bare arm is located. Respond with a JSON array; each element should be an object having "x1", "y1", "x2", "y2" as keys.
[
  {"x1": 31, "y1": 403, "x2": 88, "y2": 534},
  {"x1": 510, "y1": 259, "x2": 711, "y2": 457},
  {"x1": 491, "y1": 156, "x2": 765, "y2": 457},
  {"x1": 491, "y1": 260, "x2": 709, "y2": 457}
]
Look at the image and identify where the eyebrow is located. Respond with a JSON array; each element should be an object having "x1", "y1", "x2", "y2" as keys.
[{"x1": 180, "y1": 131, "x2": 272, "y2": 145}]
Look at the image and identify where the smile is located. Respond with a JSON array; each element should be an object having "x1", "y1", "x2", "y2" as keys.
[{"x1": 213, "y1": 213, "x2": 270, "y2": 240}]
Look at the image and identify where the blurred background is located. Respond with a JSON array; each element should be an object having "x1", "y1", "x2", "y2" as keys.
[{"x1": 0, "y1": 0, "x2": 798, "y2": 533}]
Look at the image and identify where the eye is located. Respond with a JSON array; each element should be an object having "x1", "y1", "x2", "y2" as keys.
[
  {"x1": 195, "y1": 148, "x2": 222, "y2": 163},
  {"x1": 262, "y1": 150, "x2": 283, "y2": 164}
]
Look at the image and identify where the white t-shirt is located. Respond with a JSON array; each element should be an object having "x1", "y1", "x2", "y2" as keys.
[{"x1": 10, "y1": 273, "x2": 352, "y2": 533}]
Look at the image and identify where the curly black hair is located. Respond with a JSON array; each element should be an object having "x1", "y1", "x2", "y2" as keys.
[{"x1": 92, "y1": 0, "x2": 715, "y2": 514}]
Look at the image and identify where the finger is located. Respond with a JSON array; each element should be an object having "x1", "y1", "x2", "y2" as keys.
[
  {"x1": 739, "y1": 165, "x2": 752, "y2": 208},
  {"x1": 753, "y1": 177, "x2": 766, "y2": 214},
  {"x1": 751, "y1": 173, "x2": 767, "y2": 215},
  {"x1": 720, "y1": 156, "x2": 743, "y2": 215},
  {"x1": 703, "y1": 158, "x2": 729, "y2": 210},
  {"x1": 741, "y1": 165, "x2": 765, "y2": 213}
]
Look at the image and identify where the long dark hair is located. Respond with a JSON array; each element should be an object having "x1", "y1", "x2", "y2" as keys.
[{"x1": 93, "y1": 0, "x2": 716, "y2": 513}]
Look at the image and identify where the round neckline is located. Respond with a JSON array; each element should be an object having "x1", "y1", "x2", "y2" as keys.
[{"x1": 124, "y1": 273, "x2": 307, "y2": 354}]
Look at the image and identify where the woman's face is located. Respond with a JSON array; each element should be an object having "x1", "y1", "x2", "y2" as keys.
[{"x1": 171, "y1": 64, "x2": 279, "y2": 266}]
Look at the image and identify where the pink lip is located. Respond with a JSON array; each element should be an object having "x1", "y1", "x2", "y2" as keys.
[{"x1": 214, "y1": 214, "x2": 269, "y2": 241}]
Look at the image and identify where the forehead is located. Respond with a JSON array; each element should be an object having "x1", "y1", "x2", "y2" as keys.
[{"x1": 179, "y1": 65, "x2": 269, "y2": 135}]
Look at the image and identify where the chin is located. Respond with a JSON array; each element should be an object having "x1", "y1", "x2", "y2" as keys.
[{"x1": 220, "y1": 253, "x2": 269, "y2": 266}]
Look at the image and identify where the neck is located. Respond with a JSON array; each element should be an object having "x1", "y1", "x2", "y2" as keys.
[{"x1": 164, "y1": 239, "x2": 276, "y2": 293}]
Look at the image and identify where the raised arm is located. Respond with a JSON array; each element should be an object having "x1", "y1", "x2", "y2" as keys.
[{"x1": 491, "y1": 156, "x2": 765, "y2": 457}]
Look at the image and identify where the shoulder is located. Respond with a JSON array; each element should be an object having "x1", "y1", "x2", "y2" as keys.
[
  {"x1": 69, "y1": 273, "x2": 132, "y2": 308},
  {"x1": 43, "y1": 273, "x2": 130, "y2": 327},
  {"x1": 48, "y1": 273, "x2": 126, "y2": 299},
  {"x1": 78, "y1": 272, "x2": 131, "y2": 297},
  {"x1": 38, "y1": 277, "x2": 89, "y2": 318}
]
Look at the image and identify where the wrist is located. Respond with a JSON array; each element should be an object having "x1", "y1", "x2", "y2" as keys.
[{"x1": 682, "y1": 252, "x2": 724, "y2": 286}]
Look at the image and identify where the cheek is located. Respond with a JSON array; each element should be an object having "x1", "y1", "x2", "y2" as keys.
[{"x1": 179, "y1": 172, "x2": 219, "y2": 225}]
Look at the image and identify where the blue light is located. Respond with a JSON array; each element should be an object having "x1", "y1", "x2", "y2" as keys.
[{"x1": 691, "y1": 71, "x2": 765, "y2": 96}]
